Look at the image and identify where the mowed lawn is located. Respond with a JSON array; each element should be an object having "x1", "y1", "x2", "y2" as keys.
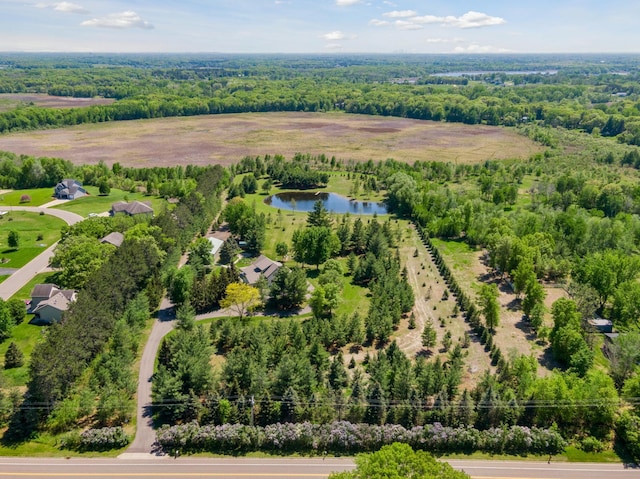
[
  {"x1": 1, "y1": 271, "x2": 57, "y2": 386},
  {"x1": 0, "y1": 188, "x2": 56, "y2": 207},
  {"x1": 0, "y1": 211, "x2": 66, "y2": 268},
  {"x1": 53, "y1": 186, "x2": 166, "y2": 217},
  {"x1": 232, "y1": 173, "x2": 390, "y2": 320}
]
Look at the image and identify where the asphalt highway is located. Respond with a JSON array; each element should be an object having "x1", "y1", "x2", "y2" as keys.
[{"x1": 0, "y1": 457, "x2": 637, "y2": 479}]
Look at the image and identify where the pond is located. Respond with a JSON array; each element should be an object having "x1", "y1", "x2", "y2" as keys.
[{"x1": 265, "y1": 191, "x2": 388, "y2": 215}]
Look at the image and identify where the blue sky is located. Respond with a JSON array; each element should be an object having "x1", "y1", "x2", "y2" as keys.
[{"x1": 1, "y1": 0, "x2": 638, "y2": 53}]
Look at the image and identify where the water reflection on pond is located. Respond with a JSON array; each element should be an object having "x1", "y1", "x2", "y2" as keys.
[{"x1": 265, "y1": 191, "x2": 388, "y2": 215}]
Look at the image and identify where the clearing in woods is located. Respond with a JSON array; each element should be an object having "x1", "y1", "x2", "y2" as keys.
[{"x1": 0, "y1": 111, "x2": 542, "y2": 168}]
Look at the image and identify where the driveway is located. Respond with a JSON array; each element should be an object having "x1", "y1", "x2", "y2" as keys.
[{"x1": 0, "y1": 207, "x2": 83, "y2": 300}]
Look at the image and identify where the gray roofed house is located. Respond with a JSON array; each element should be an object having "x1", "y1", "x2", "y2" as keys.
[
  {"x1": 110, "y1": 200, "x2": 154, "y2": 217},
  {"x1": 240, "y1": 255, "x2": 282, "y2": 285},
  {"x1": 29, "y1": 284, "x2": 77, "y2": 324},
  {"x1": 54, "y1": 179, "x2": 87, "y2": 200},
  {"x1": 100, "y1": 231, "x2": 125, "y2": 247}
]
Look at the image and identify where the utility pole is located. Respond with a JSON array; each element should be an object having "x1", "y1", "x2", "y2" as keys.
[{"x1": 250, "y1": 395, "x2": 255, "y2": 427}]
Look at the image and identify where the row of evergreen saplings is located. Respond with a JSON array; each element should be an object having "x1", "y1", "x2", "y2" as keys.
[{"x1": 417, "y1": 226, "x2": 506, "y2": 368}]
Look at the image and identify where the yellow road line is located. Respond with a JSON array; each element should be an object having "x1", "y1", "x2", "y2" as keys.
[{"x1": 0, "y1": 474, "x2": 329, "y2": 477}]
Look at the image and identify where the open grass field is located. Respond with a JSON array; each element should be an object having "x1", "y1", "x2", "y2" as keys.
[
  {"x1": 0, "y1": 112, "x2": 543, "y2": 168},
  {"x1": 431, "y1": 237, "x2": 566, "y2": 375},
  {"x1": 53, "y1": 186, "x2": 166, "y2": 217},
  {"x1": 0, "y1": 212, "x2": 66, "y2": 268},
  {"x1": 0, "y1": 188, "x2": 56, "y2": 207},
  {"x1": 0, "y1": 93, "x2": 115, "y2": 113}
]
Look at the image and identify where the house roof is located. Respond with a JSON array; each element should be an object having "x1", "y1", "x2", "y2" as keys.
[
  {"x1": 111, "y1": 201, "x2": 153, "y2": 216},
  {"x1": 207, "y1": 237, "x2": 224, "y2": 255},
  {"x1": 30, "y1": 283, "x2": 60, "y2": 298},
  {"x1": 101, "y1": 231, "x2": 125, "y2": 247},
  {"x1": 240, "y1": 255, "x2": 282, "y2": 284},
  {"x1": 32, "y1": 290, "x2": 76, "y2": 313}
]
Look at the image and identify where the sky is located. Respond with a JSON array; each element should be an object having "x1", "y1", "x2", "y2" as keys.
[{"x1": 1, "y1": 0, "x2": 639, "y2": 54}]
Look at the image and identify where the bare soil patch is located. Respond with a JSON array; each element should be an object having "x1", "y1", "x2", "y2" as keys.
[
  {"x1": 433, "y1": 239, "x2": 565, "y2": 376},
  {"x1": 0, "y1": 112, "x2": 542, "y2": 168},
  {"x1": 0, "y1": 93, "x2": 114, "y2": 112}
]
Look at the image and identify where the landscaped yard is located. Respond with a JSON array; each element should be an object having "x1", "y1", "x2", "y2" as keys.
[
  {"x1": 0, "y1": 271, "x2": 56, "y2": 387},
  {"x1": 0, "y1": 188, "x2": 56, "y2": 207},
  {"x1": 0, "y1": 211, "x2": 66, "y2": 268},
  {"x1": 53, "y1": 186, "x2": 166, "y2": 217}
]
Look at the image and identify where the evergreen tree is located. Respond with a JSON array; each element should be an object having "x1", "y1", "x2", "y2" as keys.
[
  {"x1": 328, "y1": 352, "x2": 348, "y2": 391},
  {"x1": 307, "y1": 200, "x2": 332, "y2": 228},
  {"x1": 421, "y1": 319, "x2": 437, "y2": 352},
  {"x1": 219, "y1": 238, "x2": 239, "y2": 265},
  {"x1": 4, "y1": 342, "x2": 24, "y2": 369}
]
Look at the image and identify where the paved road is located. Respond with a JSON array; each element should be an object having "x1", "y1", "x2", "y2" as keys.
[
  {"x1": 0, "y1": 457, "x2": 637, "y2": 478},
  {"x1": 0, "y1": 206, "x2": 83, "y2": 300},
  {"x1": 126, "y1": 297, "x2": 177, "y2": 454}
]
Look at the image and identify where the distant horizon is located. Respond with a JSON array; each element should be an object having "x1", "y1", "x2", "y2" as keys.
[
  {"x1": 2, "y1": 1, "x2": 638, "y2": 55},
  {"x1": 1, "y1": 51, "x2": 639, "y2": 57}
]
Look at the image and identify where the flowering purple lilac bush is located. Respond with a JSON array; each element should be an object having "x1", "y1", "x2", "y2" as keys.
[
  {"x1": 156, "y1": 421, "x2": 565, "y2": 456},
  {"x1": 79, "y1": 426, "x2": 130, "y2": 451}
]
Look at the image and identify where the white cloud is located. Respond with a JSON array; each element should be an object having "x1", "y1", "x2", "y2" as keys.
[
  {"x1": 324, "y1": 43, "x2": 343, "y2": 50},
  {"x1": 369, "y1": 19, "x2": 389, "y2": 26},
  {"x1": 395, "y1": 20, "x2": 422, "y2": 31},
  {"x1": 425, "y1": 38, "x2": 448, "y2": 43},
  {"x1": 383, "y1": 1, "x2": 397, "y2": 6},
  {"x1": 383, "y1": 10, "x2": 417, "y2": 18},
  {"x1": 322, "y1": 31, "x2": 346, "y2": 40},
  {"x1": 81, "y1": 11, "x2": 153, "y2": 29},
  {"x1": 335, "y1": 0, "x2": 361, "y2": 6},
  {"x1": 453, "y1": 43, "x2": 511, "y2": 53},
  {"x1": 449, "y1": 11, "x2": 506, "y2": 29},
  {"x1": 35, "y1": 2, "x2": 89, "y2": 14},
  {"x1": 377, "y1": 10, "x2": 506, "y2": 29}
]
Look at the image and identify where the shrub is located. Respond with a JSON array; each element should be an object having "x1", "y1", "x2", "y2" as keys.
[
  {"x1": 79, "y1": 426, "x2": 129, "y2": 451},
  {"x1": 155, "y1": 421, "x2": 565, "y2": 456},
  {"x1": 616, "y1": 412, "x2": 640, "y2": 462},
  {"x1": 19, "y1": 194, "x2": 31, "y2": 203},
  {"x1": 579, "y1": 436, "x2": 606, "y2": 453}
]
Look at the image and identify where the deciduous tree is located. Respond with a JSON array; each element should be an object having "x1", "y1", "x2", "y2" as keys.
[{"x1": 220, "y1": 282, "x2": 261, "y2": 319}]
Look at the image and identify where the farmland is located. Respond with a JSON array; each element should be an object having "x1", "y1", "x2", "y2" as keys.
[{"x1": 0, "y1": 112, "x2": 542, "y2": 168}]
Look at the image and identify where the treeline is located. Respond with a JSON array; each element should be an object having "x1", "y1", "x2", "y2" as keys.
[
  {"x1": 2, "y1": 66, "x2": 640, "y2": 144},
  {"x1": 4, "y1": 165, "x2": 227, "y2": 441}
]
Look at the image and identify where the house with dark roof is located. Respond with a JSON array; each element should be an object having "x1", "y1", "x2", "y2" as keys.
[
  {"x1": 240, "y1": 255, "x2": 282, "y2": 285},
  {"x1": 54, "y1": 179, "x2": 87, "y2": 200},
  {"x1": 29, "y1": 284, "x2": 76, "y2": 324},
  {"x1": 110, "y1": 200, "x2": 154, "y2": 217},
  {"x1": 100, "y1": 231, "x2": 125, "y2": 247}
]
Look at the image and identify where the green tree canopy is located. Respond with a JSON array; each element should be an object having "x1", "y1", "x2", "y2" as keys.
[
  {"x1": 329, "y1": 442, "x2": 469, "y2": 479},
  {"x1": 220, "y1": 282, "x2": 261, "y2": 319},
  {"x1": 49, "y1": 235, "x2": 116, "y2": 289}
]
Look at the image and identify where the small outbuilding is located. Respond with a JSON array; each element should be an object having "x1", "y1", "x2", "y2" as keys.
[
  {"x1": 587, "y1": 318, "x2": 614, "y2": 334},
  {"x1": 207, "y1": 237, "x2": 224, "y2": 256}
]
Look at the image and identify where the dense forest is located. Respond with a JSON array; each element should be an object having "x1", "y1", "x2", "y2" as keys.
[{"x1": 1, "y1": 53, "x2": 640, "y2": 460}]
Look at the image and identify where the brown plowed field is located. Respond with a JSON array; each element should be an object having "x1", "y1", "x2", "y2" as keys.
[
  {"x1": 0, "y1": 112, "x2": 541, "y2": 168},
  {"x1": 0, "y1": 93, "x2": 115, "y2": 111}
]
